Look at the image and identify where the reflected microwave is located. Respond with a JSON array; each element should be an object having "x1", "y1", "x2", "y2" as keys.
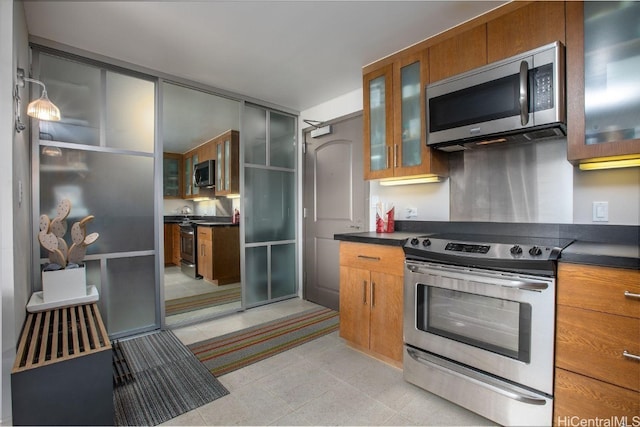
[
  {"x1": 426, "y1": 41, "x2": 566, "y2": 151},
  {"x1": 193, "y1": 159, "x2": 215, "y2": 187}
]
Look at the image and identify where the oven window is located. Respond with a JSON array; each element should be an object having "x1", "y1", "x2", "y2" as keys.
[{"x1": 416, "y1": 285, "x2": 531, "y2": 362}]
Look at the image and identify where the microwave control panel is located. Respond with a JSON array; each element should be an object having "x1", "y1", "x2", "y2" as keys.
[{"x1": 531, "y1": 63, "x2": 554, "y2": 112}]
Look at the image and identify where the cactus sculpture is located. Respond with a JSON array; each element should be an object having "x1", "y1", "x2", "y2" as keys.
[{"x1": 38, "y1": 199, "x2": 99, "y2": 269}]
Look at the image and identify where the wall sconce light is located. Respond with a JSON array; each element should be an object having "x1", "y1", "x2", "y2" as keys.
[{"x1": 15, "y1": 67, "x2": 61, "y2": 133}]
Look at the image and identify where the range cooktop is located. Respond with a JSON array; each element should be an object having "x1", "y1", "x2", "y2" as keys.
[{"x1": 403, "y1": 233, "x2": 574, "y2": 276}]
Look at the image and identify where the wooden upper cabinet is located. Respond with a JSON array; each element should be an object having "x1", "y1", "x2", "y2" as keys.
[
  {"x1": 429, "y1": 24, "x2": 487, "y2": 83},
  {"x1": 487, "y1": 1, "x2": 566, "y2": 63},
  {"x1": 199, "y1": 139, "x2": 216, "y2": 163},
  {"x1": 214, "y1": 130, "x2": 239, "y2": 196},
  {"x1": 163, "y1": 152, "x2": 182, "y2": 199},
  {"x1": 364, "y1": 51, "x2": 447, "y2": 180},
  {"x1": 565, "y1": 1, "x2": 640, "y2": 164},
  {"x1": 364, "y1": 64, "x2": 394, "y2": 180}
]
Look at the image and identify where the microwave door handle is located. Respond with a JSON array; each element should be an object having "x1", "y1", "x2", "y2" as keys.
[{"x1": 519, "y1": 60, "x2": 529, "y2": 126}]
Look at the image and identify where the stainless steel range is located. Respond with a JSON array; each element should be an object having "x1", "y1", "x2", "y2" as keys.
[
  {"x1": 179, "y1": 220, "x2": 204, "y2": 279},
  {"x1": 403, "y1": 234, "x2": 572, "y2": 427}
]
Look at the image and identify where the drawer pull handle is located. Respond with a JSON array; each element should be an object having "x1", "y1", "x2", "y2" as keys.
[
  {"x1": 363, "y1": 281, "x2": 367, "y2": 305},
  {"x1": 624, "y1": 291, "x2": 640, "y2": 300},
  {"x1": 357, "y1": 255, "x2": 381, "y2": 261},
  {"x1": 371, "y1": 282, "x2": 376, "y2": 308},
  {"x1": 623, "y1": 350, "x2": 640, "y2": 361}
]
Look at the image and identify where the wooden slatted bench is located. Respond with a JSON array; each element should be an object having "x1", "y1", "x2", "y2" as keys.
[{"x1": 11, "y1": 303, "x2": 114, "y2": 425}]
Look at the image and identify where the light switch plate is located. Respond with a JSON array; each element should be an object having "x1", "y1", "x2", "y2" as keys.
[{"x1": 592, "y1": 201, "x2": 609, "y2": 222}]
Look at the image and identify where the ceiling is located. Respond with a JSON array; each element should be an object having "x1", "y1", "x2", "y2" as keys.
[{"x1": 22, "y1": 1, "x2": 506, "y2": 115}]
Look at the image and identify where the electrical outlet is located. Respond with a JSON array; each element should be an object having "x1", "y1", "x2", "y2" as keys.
[
  {"x1": 592, "y1": 201, "x2": 609, "y2": 222},
  {"x1": 406, "y1": 207, "x2": 418, "y2": 218}
]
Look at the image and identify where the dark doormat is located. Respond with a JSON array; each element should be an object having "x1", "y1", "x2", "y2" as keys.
[{"x1": 112, "y1": 330, "x2": 229, "y2": 426}]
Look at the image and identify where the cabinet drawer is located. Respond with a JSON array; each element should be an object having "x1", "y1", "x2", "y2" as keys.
[
  {"x1": 558, "y1": 263, "x2": 640, "y2": 318},
  {"x1": 197, "y1": 226, "x2": 212, "y2": 240},
  {"x1": 554, "y1": 368, "x2": 639, "y2": 423},
  {"x1": 339, "y1": 242, "x2": 404, "y2": 276},
  {"x1": 556, "y1": 305, "x2": 640, "y2": 391}
]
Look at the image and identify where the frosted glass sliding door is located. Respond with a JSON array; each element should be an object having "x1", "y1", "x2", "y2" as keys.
[
  {"x1": 34, "y1": 51, "x2": 158, "y2": 338},
  {"x1": 243, "y1": 104, "x2": 297, "y2": 307}
]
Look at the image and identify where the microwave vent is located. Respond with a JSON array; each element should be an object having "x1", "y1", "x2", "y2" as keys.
[{"x1": 522, "y1": 127, "x2": 565, "y2": 141}]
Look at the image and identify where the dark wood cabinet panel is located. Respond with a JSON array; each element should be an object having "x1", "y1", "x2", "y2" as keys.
[
  {"x1": 429, "y1": 24, "x2": 487, "y2": 83},
  {"x1": 487, "y1": 1, "x2": 565, "y2": 63}
]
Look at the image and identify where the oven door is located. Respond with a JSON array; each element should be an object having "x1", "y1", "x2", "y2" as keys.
[
  {"x1": 403, "y1": 260, "x2": 555, "y2": 395},
  {"x1": 179, "y1": 226, "x2": 195, "y2": 264}
]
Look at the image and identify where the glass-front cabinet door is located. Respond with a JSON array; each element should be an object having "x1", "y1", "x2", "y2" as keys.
[
  {"x1": 363, "y1": 52, "x2": 447, "y2": 180},
  {"x1": 567, "y1": 1, "x2": 640, "y2": 165},
  {"x1": 393, "y1": 51, "x2": 438, "y2": 177},
  {"x1": 364, "y1": 64, "x2": 393, "y2": 180},
  {"x1": 183, "y1": 152, "x2": 198, "y2": 198},
  {"x1": 163, "y1": 153, "x2": 181, "y2": 198},
  {"x1": 214, "y1": 130, "x2": 239, "y2": 196},
  {"x1": 184, "y1": 156, "x2": 192, "y2": 197}
]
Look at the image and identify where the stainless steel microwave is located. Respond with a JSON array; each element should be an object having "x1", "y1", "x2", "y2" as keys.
[
  {"x1": 426, "y1": 41, "x2": 566, "y2": 151},
  {"x1": 193, "y1": 159, "x2": 215, "y2": 187}
]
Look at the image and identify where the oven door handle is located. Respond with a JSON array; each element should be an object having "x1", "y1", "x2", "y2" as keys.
[
  {"x1": 406, "y1": 347, "x2": 547, "y2": 406},
  {"x1": 406, "y1": 264, "x2": 549, "y2": 291}
]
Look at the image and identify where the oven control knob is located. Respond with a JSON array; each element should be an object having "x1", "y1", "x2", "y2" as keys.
[
  {"x1": 422, "y1": 239, "x2": 431, "y2": 247},
  {"x1": 410, "y1": 238, "x2": 420, "y2": 246},
  {"x1": 510, "y1": 245, "x2": 523, "y2": 255},
  {"x1": 529, "y1": 246, "x2": 542, "y2": 256}
]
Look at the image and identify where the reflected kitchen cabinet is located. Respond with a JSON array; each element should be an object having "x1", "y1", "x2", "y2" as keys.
[
  {"x1": 163, "y1": 152, "x2": 182, "y2": 199},
  {"x1": 215, "y1": 130, "x2": 239, "y2": 196},
  {"x1": 197, "y1": 225, "x2": 240, "y2": 285},
  {"x1": 566, "y1": 1, "x2": 640, "y2": 165},
  {"x1": 183, "y1": 150, "x2": 200, "y2": 199}
]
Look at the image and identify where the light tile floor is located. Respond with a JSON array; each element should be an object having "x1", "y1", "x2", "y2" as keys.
[{"x1": 167, "y1": 298, "x2": 496, "y2": 426}]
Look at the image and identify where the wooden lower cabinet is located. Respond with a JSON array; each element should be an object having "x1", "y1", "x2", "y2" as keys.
[
  {"x1": 197, "y1": 226, "x2": 240, "y2": 285},
  {"x1": 554, "y1": 368, "x2": 639, "y2": 422},
  {"x1": 164, "y1": 223, "x2": 182, "y2": 267},
  {"x1": 554, "y1": 263, "x2": 640, "y2": 425},
  {"x1": 172, "y1": 223, "x2": 180, "y2": 266},
  {"x1": 164, "y1": 224, "x2": 174, "y2": 266},
  {"x1": 339, "y1": 242, "x2": 404, "y2": 366}
]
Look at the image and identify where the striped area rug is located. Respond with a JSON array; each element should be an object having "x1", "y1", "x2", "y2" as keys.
[
  {"x1": 113, "y1": 330, "x2": 229, "y2": 426},
  {"x1": 189, "y1": 307, "x2": 340, "y2": 377},
  {"x1": 165, "y1": 287, "x2": 241, "y2": 316}
]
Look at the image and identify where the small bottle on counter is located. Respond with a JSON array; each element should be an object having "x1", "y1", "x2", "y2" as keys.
[{"x1": 233, "y1": 208, "x2": 240, "y2": 224}]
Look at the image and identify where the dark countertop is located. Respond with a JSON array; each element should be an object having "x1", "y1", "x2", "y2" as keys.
[
  {"x1": 196, "y1": 222, "x2": 237, "y2": 227},
  {"x1": 164, "y1": 215, "x2": 232, "y2": 224},
  {"x1": 334, "y1": 231, "x2": 419, "y2": 247},
  {"x1": 560, "y1": 241, "x2": 639, "y2": 270},
  {"x1": 335, "y1": 223, "x2": 640, "y2": 270}
]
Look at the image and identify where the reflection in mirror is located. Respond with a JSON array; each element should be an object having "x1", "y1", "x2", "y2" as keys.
[{"x1": 161, "y1": 82, "x2": 242, "y2": 326}]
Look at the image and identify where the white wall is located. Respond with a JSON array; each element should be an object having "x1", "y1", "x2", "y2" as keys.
[
  {"x1": 301, "y1": 92, "x2": 640, "y2": 228},
  {"x1": 0, "y1": 1, "x2": 14, "y2": 422},
  {"x1": 2, "y1": 3, "x2": 32, "y2": 422},
  {"x1": 300, "y1": 88, "x2": 362, "y2": 125},
  {"x1": 573, "y1": 167, "x2": 640, "y2": 225}
]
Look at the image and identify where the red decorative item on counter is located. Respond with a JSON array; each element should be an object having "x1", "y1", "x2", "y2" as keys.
[{"x1": 375, "y1": 205, "x2": 394, "y2": 233}]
